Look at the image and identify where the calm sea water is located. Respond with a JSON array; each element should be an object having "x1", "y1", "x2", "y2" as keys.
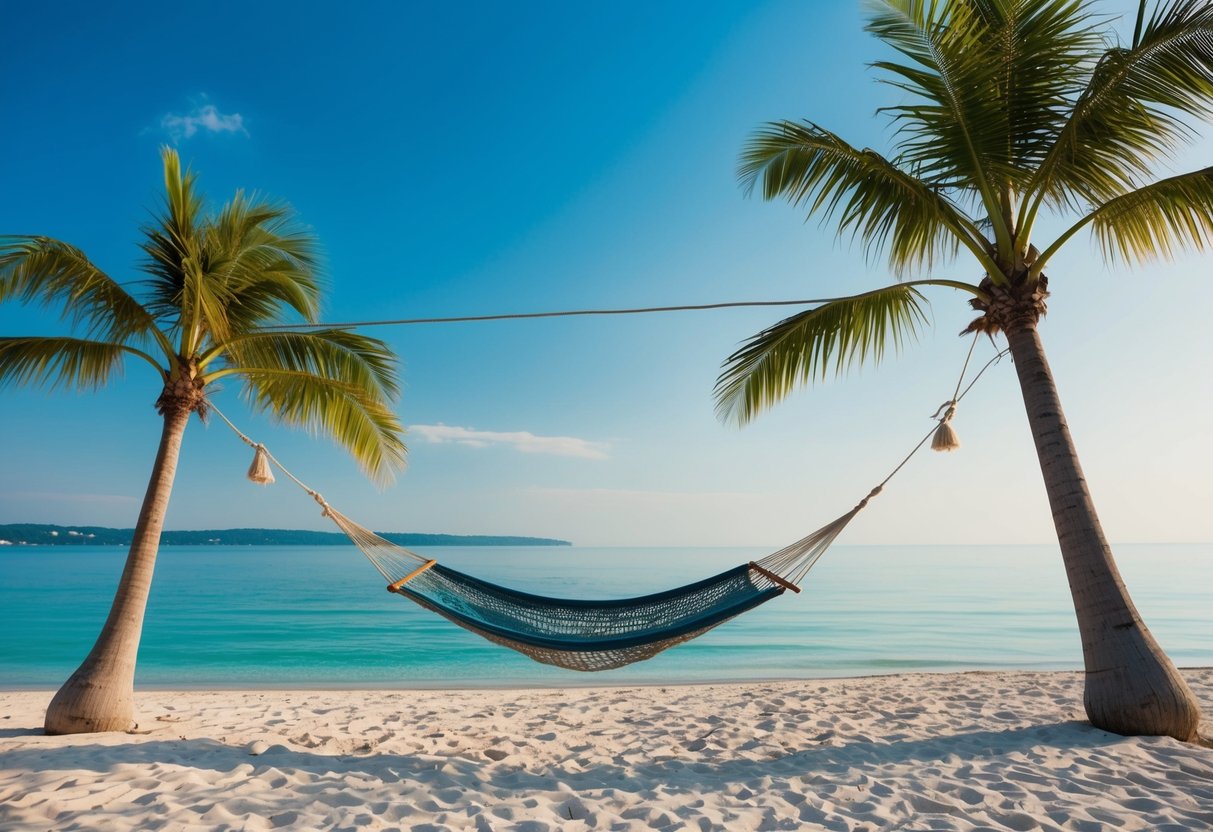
[{"x1": 1, "y1": 543, "x2": 1209, "y2": 688}]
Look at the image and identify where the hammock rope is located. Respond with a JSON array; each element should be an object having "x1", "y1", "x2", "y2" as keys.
[
  {"x1": 254, "y1": 295, "x2": 902, "y2": 331},
  {"x1": 207, "y1": 339, "x2": 1008, "y2": 671}
]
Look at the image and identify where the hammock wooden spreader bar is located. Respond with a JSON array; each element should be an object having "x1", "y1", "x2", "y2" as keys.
[
  {"x1": 387, "y1": 559, "x2": 438, "y2": 592},
  {"x1": 747, "y1": 561, "x2": 801, "y2": 594},
  {"x1": 208, "y1": 342, "x2": 1007, "y2": 671}
]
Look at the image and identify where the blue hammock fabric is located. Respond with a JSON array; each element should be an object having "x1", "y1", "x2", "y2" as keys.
[
  {"x1": 314, "y1": 502, "x2": 856, "y2": 671},
  {"x1": 393, "y1": 562, "x2": 785, "y2": 671}
]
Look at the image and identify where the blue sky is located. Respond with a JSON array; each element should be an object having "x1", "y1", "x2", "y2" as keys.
[{"x1": 2, "y1": 1, "x2": 1210, "y2": 547}]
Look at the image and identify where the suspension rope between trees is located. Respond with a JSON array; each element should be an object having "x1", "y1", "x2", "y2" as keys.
[{"x1": 255, "y1": 296, "x2": 878, "y2": 330}]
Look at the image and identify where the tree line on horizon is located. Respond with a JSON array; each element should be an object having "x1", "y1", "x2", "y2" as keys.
[{"x1": 0, "y1": 524, "x2": 570, "y2": 548}]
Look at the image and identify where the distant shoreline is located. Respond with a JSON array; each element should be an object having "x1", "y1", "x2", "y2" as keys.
[{"x1": 0, "y1": 523, "x2": 571, "y2": 548}]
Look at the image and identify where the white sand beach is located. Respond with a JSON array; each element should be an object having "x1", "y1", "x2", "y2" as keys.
[{"x1": 2, "y1": 669, "x2": 1211, "y2": 831}]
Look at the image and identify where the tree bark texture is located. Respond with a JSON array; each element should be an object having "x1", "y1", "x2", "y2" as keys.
[
  {"x1": 1004, "y1": 322, "x2": 1201, "y2": 741},
  {"x1": 43, "y1": 406, "x2": 192, "y2": 734}
]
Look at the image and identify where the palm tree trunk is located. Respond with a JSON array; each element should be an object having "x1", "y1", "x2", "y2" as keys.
[
  {"x1": 43, "y1": 405, "x2": 192, "y2": 734},
  {"x1": 1004, "y1": 321, "x2": 1201, "y2": 741}
]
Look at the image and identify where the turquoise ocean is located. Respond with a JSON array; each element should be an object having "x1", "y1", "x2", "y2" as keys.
[{"x1": 1, "y1": 543, "x2": 1210, "y2": 688}]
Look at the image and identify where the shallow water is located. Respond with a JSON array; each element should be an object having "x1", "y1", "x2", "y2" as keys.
[{"x1": 1, "y1": 543, "x2": 1209, "y2": 687}]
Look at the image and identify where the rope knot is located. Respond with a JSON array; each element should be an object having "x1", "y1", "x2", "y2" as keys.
[
  {"x1": 931, "y1": 400, "x2": 957, "y2": 421},
  {"x1": 310, "y1": 490, "x2": 332, "y2": 517},
  {"x1": 856, "y1": 485, "x2": 883, "y2": 510}
]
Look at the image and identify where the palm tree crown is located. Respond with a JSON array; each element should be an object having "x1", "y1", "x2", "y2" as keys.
[
  {"x1": 717, "y1": 0, "x2": 1213, "y2": 423},
  {"x1": 0, "y1": 148, "x2": 405, "y2": 477}
]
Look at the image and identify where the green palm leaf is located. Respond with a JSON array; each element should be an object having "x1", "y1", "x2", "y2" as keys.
[
  {"x1": 138, "y1": 148, "x2": 206, "y2": 331},
  {"x1": 202, "y1": 192, "x2": 321, "y2": 333},
  {"x1": 866, "y1": 0, "x2": 1004, "y2": 193},
  {"x1": 206, "y1": 328, "x2": 400, "y2": 401},
  {"x1": 236, "y1": 367, "x2": 406, "y2": 484},
  {"x1": 0, "y1": 237, "x2": 165, "y2": 350},
  {"x1": 1071, "y1": 166, "x2": 1213, "y2": 263},
  {"x1": 0, "y1": 336, "x2": 157, "y2": 392},
  {"x1": 739, "y1": 121, "x2": 991, "y2": 274},
  {"x1": 714, "y1": 284, "x2": 931, "y2": 426},
  {"x1": 1027, "y1": 0, "x2": 1213, "y2": 210},
  {"x1": 207, "y1": 329, "x2": 404, "y2": 481},
  {"x1": 869, "y1": 0, "x2": 1099, "y2": 194}
]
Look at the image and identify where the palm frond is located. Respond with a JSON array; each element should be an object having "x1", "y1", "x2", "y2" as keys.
[
  {"x1": 235, "y1": 367, "x2": 406, "y2": 484},
  {"x1": 138, "y1": 147, "x2": 206, "y2": 335},
  {"x1": 1028, "y1": 0, "x2": 1213, "y2": 208},
  {"x1": 0, "y1": 337, "x2": 153, "y2": 392},
  {"x1": 1076, "y1": 165, "x2": 1213, "y2": 263},
  {"x1": 209, "y1": 329, "x2": 404, "y2": 482},
  {"x1": 206, "y1": 329, "x2": 399, "y2": 401},
  {"x1": 204, "y1": 191, "x2": 321, "y2": 332},
  {"x1": 714, "y1": 284, "x2": 931, "y2": 426},
  {"x1": 739, "y1": 121, "x2": 989, "y2": 274},
  {"x1": 870, "y1": 0, "x2": 1100, "y2": 199},
  {"x1": 138, "y1": 150, "x2": 322, "y2": 351},
  {"x1": 0, "y1": 236, "x2": 163, "y2": 348}
]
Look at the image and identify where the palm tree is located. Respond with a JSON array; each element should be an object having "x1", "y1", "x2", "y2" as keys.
[
  {"x1": 0, "y1": 148, "x2": 406, "y2": 735},
  {"x1": 717, "y1": 0, "x2": 1212, "y2": 740}
]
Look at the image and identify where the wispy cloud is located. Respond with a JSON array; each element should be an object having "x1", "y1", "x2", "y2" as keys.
[
  {"x1": 410, "y1": 424, "x2": 608, "y2": 460},
  {"x1": 161, "y1": 102, "x2": 247, "y2": 142}
]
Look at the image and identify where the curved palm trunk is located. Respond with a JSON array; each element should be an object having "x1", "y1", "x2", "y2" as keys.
[
  {"x1": 1005, "y1": 322, "x2": 1201, "y2": 741},
  {"x1": 44, "y1": 406, "x2": 191, "y2": 734}
]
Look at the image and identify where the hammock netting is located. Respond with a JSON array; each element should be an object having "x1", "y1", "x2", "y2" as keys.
[
  {"x1": 319, "y1": 498, "x2": 870, "y2": 671},
  {"x1": 400, "y1": 562, "x2": 781, "y2": 671}
]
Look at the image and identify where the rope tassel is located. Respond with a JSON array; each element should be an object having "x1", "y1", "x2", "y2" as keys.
[
  {"x1": 931, "y1": 403, "x2": 961, "y2": 452},
  {"x1": 247, "y1": 444, "x2": 276, "y2": 485}
]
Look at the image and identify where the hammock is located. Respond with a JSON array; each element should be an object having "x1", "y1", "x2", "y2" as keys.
[
  {"x1": 314, "y1": 499, "x2": 868, "y2": 671},
  {"x1": 221, "y1": 419, "x2": 883, "y2": 671},
  {"x1": 211, "y1": 343, "x2": 1004, "y2": 671}
]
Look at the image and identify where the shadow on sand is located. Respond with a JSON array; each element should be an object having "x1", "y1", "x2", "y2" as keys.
[{"x1": 2, "y1": 720, "x2": 1117, "y2": 791}]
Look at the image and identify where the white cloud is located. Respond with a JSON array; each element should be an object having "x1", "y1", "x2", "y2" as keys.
[
  {"x1": 161, "y1": 103, "x2": 247, "y2": 142},
  {"x1": 410, "y1": 424, "x2": 608, "y2": 460}
]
